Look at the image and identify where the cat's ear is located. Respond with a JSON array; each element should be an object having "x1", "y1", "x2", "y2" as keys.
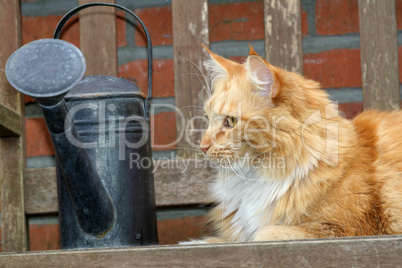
[
  {"x1": 246, "y1": 49, "x2": 278, "y2": 99},
  {"x1": 248, "y1": 44, "x2": 258, "y2": 57},
  {"x1": 201, "y1": 44, "x2": 229, "y2": 83}
]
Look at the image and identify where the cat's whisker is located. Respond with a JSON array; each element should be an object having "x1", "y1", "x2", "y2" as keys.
[
  {"x1": 175, "y1": 72, "x2": 211, "y2": 90},
  {"x1": 187, "y1": 58, "x2": 212, "y2": 93},
  {"x1": 177, "y1": 107, "x2": 205, "y2": 111},
  {"x1": 236, "y1": 149, "x2": 272, "y2": 161},
  {"x1": 231, "y1": 164, "x2": 249, "y2": 181},
  {"x1": 175, "y1": 72, "x2": 206, "y2": 78},
  {"x1": 177, "y1": 105, "x2": 204, "y2": 109},
  {"x1": 227, "y1": 158, "x2": 252, "y2": 182},
  {"x1": 190, "y1": 65, "x2": 211, "y2": 96},
  {"x1": 174, "y1": 72, "x2": 210, "y2": 93},
  {"x1": 237, "y1": 165, "x2": 258, "y2": 182},
  {"x1": 231, "y1": 158, "x2": 259, "y2": 182},
  {"x1": 179, "y1": 110, "x2": 206, "y2": 114},
  {"x1": 242, "y1": 151, "x2": 268, "y2": 159},
  {"x1": 181, "y1": 57, "x2": 212, "y2": 96},
  {"x1": 222, "y1": 166, "x2": 228, "y2": 226},
  {"x1": 178, "y1": 109, "x2": 206, "y2": 114}
]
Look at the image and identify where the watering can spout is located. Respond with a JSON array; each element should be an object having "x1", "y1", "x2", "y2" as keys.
[
  {"x1": 6, "y1": 39, "x2": 115, "y2": 236},
  {"x1": 41, "y1": 100, "x2": 115, "y2": 236}
]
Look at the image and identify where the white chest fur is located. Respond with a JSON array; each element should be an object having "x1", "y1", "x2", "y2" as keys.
[{"x1": 212, "y1": 168, "x2": 295, "y2": 242}]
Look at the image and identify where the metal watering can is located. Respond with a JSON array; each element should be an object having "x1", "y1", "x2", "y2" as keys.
[{"x1": 5, "y1": 3, "x2": 158, "y2": 249}]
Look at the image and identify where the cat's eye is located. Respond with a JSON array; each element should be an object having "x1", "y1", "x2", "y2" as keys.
[{"x1": 224, "y1": 116, "x2": 238, "y2": 128}]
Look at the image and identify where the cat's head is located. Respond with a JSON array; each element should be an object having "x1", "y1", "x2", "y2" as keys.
[{"x1": 200, "y1": 46, "x2": 333, "y2": 175}]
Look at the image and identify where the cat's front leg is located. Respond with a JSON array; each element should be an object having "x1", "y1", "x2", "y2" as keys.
[
  {"x1": 179, "y1": 236, "x2": 228, "y2": 245},
  {"x1": 253, "y1": 225, "x2": 309, "y2": 241},
  {"x1": 253, "y1": 223, "x2": 344, "y2": 241}
]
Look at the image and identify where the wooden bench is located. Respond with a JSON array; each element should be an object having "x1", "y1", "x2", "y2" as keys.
[{"x1": 1, "y1": 236, "x2": 401, "y2": 267}]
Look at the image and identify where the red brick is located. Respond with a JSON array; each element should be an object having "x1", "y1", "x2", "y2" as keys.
[
  {"x1": 397, "y1": 0, "x2": 402, "y2": 30},
  {"x1": 301, "y1": 9, "x2": 309, "y2": 36},
  {"x1": 315, "y1": 0, "x2": 359, "y2": 35},
  {"x1": 29, "y1": 223, "x2": 60, "y2": 251},
  {"x1": 210, "y1": 2, "x2": 306, "y2": 40},
  {"x1": 25, "y1": 95, "x2": 35, "y2": 104},
  {"x1": 134, "y1": 6, "x2": 172, "y2": 47},
  {"x1": 150, "y1": 111, "x2": 177, "y2": 150},
  {"x1": 157, "y1": 216, "x2": 209, "y2": 245},
  {"x1": 25, "y1": 118, "x2": 55, "y2": 157},
  {"x1": 22, "y1": 13, "x2": 125, "y2": 48},
  {"x1": 209, "y1": 2, "x2": 264, "y2": 42},
  {"x1": 303, "y1": 49, "x2": 362, "y2": 88},
  {"x1": 339, "y1": 102, "x2": 402, "y2": 119},
  {"x1": 229, "y1": 56, "x2": 246, "y2": 63},
  {"x1": 338, "y1": 102, "x2": 363, "y2": 119},
  {"x1": 22, "y1": 15, "x2": 80, "y2": 47},
  {"x1": 118, "y1": 59, "x2": 174, "y2": 98},
  {"x1": 306, "y1": 46, "x2": 402, "y2": 88}
]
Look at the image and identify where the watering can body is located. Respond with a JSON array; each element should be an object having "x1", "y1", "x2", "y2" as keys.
[
  {"x1": 57, "y1": 75, "x2": 157, "y2": 249},
  {"x1": 5, "y1": 3, "x2": 159, "y2": 249}
]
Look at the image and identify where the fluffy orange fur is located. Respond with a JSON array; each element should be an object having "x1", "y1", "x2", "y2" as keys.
[{"x1": 193, "y1": 46, "x2": 402, "y2": 243}]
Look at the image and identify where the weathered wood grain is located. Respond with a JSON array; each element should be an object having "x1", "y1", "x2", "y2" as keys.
[
  {"x1": 24, "y1": 160, "x2": 216, "y2": 214},
  {"x1": 153, "y1": 159, "x2": 215, "y2": 206},
  {"x1": 358, "y1": 0, "x2": 400, "y2": 111},
  {"x1": 0, "y1": 0, "x2": 23, "y2": 138},
  {"x1": 0, "y1": 104, "x2": 21, "y2": 137},
  {"x1": 0, "y1": 235, "x2": 401, "y2": 267},
  {"x1": 23, "y1": 168, "x2": 58, "y2": 215},
  {"x1": 172, "y1": 0, "x2": 210, "y2": 158},
  {"x1": 263, "y1": 0, "x2": 303, "y2": 74},
  {"x1": 0, "y1": 0, "x2": 22, "y2": 115},
  {"x1": 0, "y1": 0, "x2": 28, "y2": 252},
  {"x1": 0, "y1": 137, "x2": 27, "y2": 252},
  {"x1": 79, "y1": 0, "x2": 117, "y2": 76}
]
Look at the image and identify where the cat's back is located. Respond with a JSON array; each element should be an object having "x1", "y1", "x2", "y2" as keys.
[
  {"x1": 352, "y1": 110, "x2": 402, "y2": 160},
  {"x1": 352, "y1": 110, "x2": 402, "y2": 234}
]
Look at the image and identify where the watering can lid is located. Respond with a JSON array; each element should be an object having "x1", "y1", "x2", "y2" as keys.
[
  {"x1": 65, "y1": 75, "x2": 145, "y2": 100},
  {"x1": 5, "y1": 39, "x2": 86, "y2": 100}
]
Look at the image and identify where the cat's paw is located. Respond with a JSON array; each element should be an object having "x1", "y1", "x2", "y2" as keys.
[
  {"x1": 179, "y1": 236, "x2": 227, "y2": 245},
  {"x1": 179, "y1": 239, "x2": 208, "y2": 245}
]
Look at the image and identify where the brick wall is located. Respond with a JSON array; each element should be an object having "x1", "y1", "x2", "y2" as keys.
[{"x1": 2, "y1": 0, "x2": 401, "y2": 251}]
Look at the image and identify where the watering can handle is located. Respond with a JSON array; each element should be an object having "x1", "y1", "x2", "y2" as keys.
[{"x1": 53, "y1": 2, "x2": 153, "y2": 101}]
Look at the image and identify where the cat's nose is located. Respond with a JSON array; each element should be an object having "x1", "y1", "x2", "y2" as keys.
[{"x1": 201, "y1": 145, "x2": 210, "y2": 154}]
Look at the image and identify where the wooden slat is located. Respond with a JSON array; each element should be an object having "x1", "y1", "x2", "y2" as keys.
[
  {"x1": 153, "y1": 160, "x2": 215, "y2": 206},
  {"x1": 24, "y1": 160, "x2": 216, "y2": 214},
  {"x1": 358, "y1": 0, "x2": 400, "y2": 111},
  {"x1": 79, "y1": 0, "x2": 117, "y2": 76},
  {"x1": 23, "y1": 168, "x2": 58, "y2": 215},
  {"x1": 172, "y1": 0, "x2": 210, "y2": 158},
  {"x1": 0, "y1": 1, "x2": 22, "y2": 115},
  {"x1": 0, "y1": 104, "x2": 21, "y2": 137},
  {"x1": 0, "y1": 0, "x2": 28, "y2": 252},
  {"x1": 0, "y1": 236, "x2": 401, "y2": 267},
  {"x1": 263, "y1": 0, "x2": 303, "y2": 74},
  {"x1": 0, "y1": 137, "x2": 27, "y2": 251}
]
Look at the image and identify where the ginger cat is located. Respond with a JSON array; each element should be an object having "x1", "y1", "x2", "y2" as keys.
[{"x1": 189, "y1": 46, "x2": 402, "y2": 244}]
